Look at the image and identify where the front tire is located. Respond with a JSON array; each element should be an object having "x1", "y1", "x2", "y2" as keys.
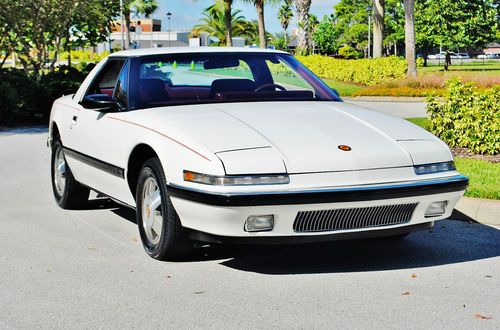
[
  {"x1": 51, "y1": 139, "x2": 90, "y2": 209},
  {"x1": 136, "y1": 158, "x2": 193, "y2": 261}
]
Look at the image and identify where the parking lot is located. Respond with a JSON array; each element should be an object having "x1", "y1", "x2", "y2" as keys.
[{"x1": 0, "y1": 132, "x2": 499, "y2": 329}]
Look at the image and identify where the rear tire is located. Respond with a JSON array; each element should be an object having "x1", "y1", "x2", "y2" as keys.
[
  {"x1": 136, "y1": 158, "x2": 193, "y2": 261},
  {"x1": 51, "y1": 139, "x2": 90, "y2": 209}
]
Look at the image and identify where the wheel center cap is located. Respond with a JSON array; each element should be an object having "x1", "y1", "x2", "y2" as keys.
[{"x1": 146, "y1": 204, "x2": 151, "y2": 218}]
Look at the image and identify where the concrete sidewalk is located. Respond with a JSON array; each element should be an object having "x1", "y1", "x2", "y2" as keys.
[{"x1": 455, "y1": 197, "x2": 500, "y2": 226}]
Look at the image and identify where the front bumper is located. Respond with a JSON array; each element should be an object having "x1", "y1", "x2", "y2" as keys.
[{"x1": 168, "y1": 175, "x2": 468, "y2": 240}]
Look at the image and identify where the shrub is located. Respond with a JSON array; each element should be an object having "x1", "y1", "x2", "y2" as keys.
[
  {"x1": 427, "y1": 79, "x2": 500, "y2": 155},
  {"x1": 338, "y1": 45, "x2": 361, "y2": 59},
  {"x1": 60, "y1": 50, "x2": 109, "y2": 62},
  {"x1": 296, "y1": 54, "x2": 407, "y2": 86},
  {"x1": 0, "y1": 66, "x2": 85, "y2": 126},
  {"x1": 416, "y1": 57, "x2": 424, "y2": 68},
  {"x1": 351, "y1": 86, "x2": 442, "y2": 97}
]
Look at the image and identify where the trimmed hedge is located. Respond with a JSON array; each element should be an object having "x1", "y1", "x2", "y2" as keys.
[
  {"x1": 0, "y1": 66, "x2": 88, "y2": 126},
  {"x1": 427, "y1": 79, "x2": 500, "y2": 155},
  {"x1": 296, "y1": 55, "x2": 407, "y2": 86}
]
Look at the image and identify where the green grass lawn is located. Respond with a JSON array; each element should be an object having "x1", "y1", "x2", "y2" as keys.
[
  {"x1": 454, "y1": 158, "x2": 500, "y2": 200},
  {"x1": 323, "y1": 79, "x2": 365, "y2": 96},
  {"x1": 405, "y1": 117, "x2": 499, "y2": 200},
  {"x1": 406, "y1": 117, "x2": 431, "y2": 130}
]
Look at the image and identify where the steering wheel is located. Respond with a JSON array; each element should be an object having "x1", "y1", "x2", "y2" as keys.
[{"x1": 254, "y1": 83, "x2": 287, "y2": 92}]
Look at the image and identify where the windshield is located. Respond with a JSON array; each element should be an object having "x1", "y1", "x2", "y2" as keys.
[{"x1": 128, "y1": 52, "x2": 340, "y2": 110}]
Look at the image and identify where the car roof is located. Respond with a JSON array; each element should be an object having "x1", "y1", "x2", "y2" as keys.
[{"x1": 108, "y1": 47, "x2": 289, "y2": 58}]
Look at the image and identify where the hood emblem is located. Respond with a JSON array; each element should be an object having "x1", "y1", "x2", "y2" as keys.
[{"x1": 338, "y1": 145, "x2": 352, "y2": 151}]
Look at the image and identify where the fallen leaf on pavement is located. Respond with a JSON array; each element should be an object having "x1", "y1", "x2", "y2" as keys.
[
  {"x1": 411, "y1": 274, "x2": 417, "y2": 279},
  {"x1": 401, "y1": 291, "x2": 410, "y2": 296},
  {"x1": 474, "y1": 313, "x2": 492, "y2": 320}
]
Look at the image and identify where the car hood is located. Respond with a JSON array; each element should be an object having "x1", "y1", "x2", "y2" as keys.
[{"x1": 138, "y1": 101, "x2": 450, "y2": 174}]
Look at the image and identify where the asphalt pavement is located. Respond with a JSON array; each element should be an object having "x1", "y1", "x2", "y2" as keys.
[{"x1": 0, "y1": 131, "x2": 499, "y2": 329}]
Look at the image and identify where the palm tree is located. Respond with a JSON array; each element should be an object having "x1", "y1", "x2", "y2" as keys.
[
  {"x1": 404, "y1": 0, "x2": 416, "y2": 77},
  {"x1": 123, "y1": 0, "x2": 159, "y2": 49},
  {"x1": 294, "y1": 0, "x2": 311, "y2": 54},
  {"x1": 192, "y1": 4, "x2": 256, "y2": 46},
  {"x1": 278, "y1": 1, "x2": 293, "y2": 48},
  {"x1": 372, "y1": 0, "x2": 384, "y2": 58},
  {"x1": 196, "y1": 0, "x2": 234, "y2": 46},
  {"x1": 242, "y1": 0, "x2": 279, "y2": 49}
]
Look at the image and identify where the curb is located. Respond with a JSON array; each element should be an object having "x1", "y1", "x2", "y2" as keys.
[{"x1": 454, "y1": 197, "x2": 500, "y2": 226}]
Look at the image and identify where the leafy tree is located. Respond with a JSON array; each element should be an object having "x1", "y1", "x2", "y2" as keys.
[
  {"x1": 271, "y1": 32, "x2": 288, "y2": 50},
  {"x1": 196, "y1": 0, "x2": 234, "y2": 46},
  {"x1": 242, "y1": 0, "x2": 280, "y2": 49},
  {"x1": 65, "y1": 0, "x2": 119, "y2": 65},
  {"x1": 0, "y1": 21, "x2": 12, "y2": 68},
  {"x1": 312, "y1": 15, "x2": 340, "y2": 55},
  {"x1": 278, "y1": 0, "x2": 293, "y2": 47},
  {"x1": 123, "y1": 0, "x2": 159, "y2": 50},
  {"x1": 0, "y1": 0, "x2": 118, "y2": 74},
  {"x1": 333, "y1": 0, "x2": 371, "y2": 52},
  {"x1": 191, "y1": 4, "x2": 257, "y2": 45},
  {"x1": 384, "y1": 0, "x2": 404, "y2": 56},
  {"x1": 0, "y1": 0, "x2": 79, "y2": 76},
  {"x1": 294, "y1": 0, "x2": 312, "y2": 54},
  {"x1": 415, "y1": 0, "x2": 498, "y2": 63}
]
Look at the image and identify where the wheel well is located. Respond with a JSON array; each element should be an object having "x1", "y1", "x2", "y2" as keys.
[
  {"x1": 127, "y1": 144, "x2": 158, "y2": 200},
  {"x1": 51, "y1": 122, "x2": 60, "y2": 140}
]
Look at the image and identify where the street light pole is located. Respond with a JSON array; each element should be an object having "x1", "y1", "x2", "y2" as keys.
[
  {"x1": 166, "y1": 12, "x2": 172, "y2": 47},
  {"x1": 120, "y1": 0, "x2": 124, "y2": 50}
]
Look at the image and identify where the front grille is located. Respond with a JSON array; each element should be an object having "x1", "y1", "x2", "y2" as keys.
[{"x1": 293, "y1": 203, "x2": 418, "y2": 232}]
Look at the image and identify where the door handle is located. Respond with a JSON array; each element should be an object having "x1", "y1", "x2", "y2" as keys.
[{"x1": 70, "y1": 115, "x2": 78, "y2": 129}]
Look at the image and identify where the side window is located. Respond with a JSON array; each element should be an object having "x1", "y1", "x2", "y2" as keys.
[
  {"x1": 266, "y1": 59, "x2": 315, "y2": 92},
  {"x1": 86, "y1": 60, "x2": 125, "y2": 97},
  {"x1": 114, "y1": 60, "x2": 130, "y2": 109}
]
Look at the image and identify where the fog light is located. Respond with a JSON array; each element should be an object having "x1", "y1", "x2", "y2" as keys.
[
  {"x1": 244, "y1": 215, "x2": 274, "y2": 232},
  {"x1": 425, "y1": 201, "x2": 447, "y2": 217}
]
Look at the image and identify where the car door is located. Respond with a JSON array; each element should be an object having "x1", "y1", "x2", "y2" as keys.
[{"x1": 64, "y1": 58, "x2": 136, "y2": 205}]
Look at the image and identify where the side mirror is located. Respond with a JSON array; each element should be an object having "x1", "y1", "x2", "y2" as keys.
[{"x1": 80, "y1": 94, "x2": 119, "y2": 112}]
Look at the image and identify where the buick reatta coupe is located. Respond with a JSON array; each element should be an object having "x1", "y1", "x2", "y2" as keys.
[{"x1": 48, "y1": 48, "x2": 468, "y2": 260}]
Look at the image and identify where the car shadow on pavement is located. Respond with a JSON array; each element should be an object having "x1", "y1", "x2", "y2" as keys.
[
  {"x1": 200, "y1": 220, "x2": 500, "y2": 275},
  {"x1": 106, "y1": 203, "x2": 500, "y2": 274}
]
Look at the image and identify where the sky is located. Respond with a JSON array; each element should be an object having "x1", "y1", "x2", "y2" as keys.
[{"x1": 152, "y1": 0, "x2": 340, "y2": 33}]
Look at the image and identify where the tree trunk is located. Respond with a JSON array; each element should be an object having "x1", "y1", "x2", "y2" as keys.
[
  {"x1": 224, "y1": 0, "x2": 233, "y2": 46},
  {"x1": 0, "y1": 51, "x2": 10, "y2": 69},
  {"x1": 295, "y1": 0, "x2": 311, "y2": 54},
  {"x1": 284, "y1": 29, "x2": 287, "y2": 50},
  {"x1": 372, "y1": 0, "x2": 384, "y2": 58},
  {"x1": 124, "y1": 7, "x2": 131, "y2": 50},
  {"x1": 65, "y1": 26, "x2": 71, "y2": 67},
  {"x1": 256, "y1": 1, "x2": 267, "y2": 48},
  {"x1": 404, "y1": 0, "x2": 416, "y2": 78}
]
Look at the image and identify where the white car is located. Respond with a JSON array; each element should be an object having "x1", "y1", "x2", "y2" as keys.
[
  {"x1": 48, "y1": 48, "x2": 468, "y2": 260},
  {"x1": 427, "y1": 52, "x2": 460, "y2": 59}
]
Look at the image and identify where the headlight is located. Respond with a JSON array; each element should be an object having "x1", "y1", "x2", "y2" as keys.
[
  {"x1": 183, "y1": 170, "x2": 290, "y2": 186},
  {"x1": 414, "y1": 161, "x2": 456, "y2": 175}
]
